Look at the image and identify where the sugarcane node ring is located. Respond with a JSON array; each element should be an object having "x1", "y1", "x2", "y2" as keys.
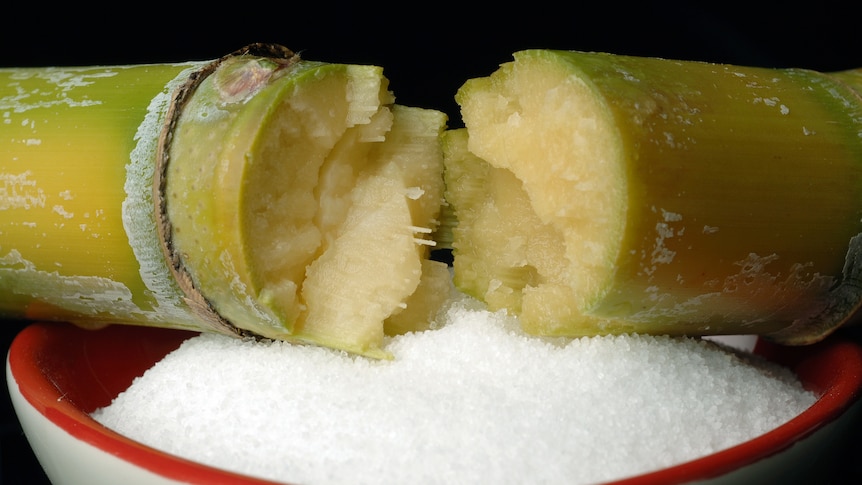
[{"x1": 153, "y1": 43, "x2": 300, "y2": 339}]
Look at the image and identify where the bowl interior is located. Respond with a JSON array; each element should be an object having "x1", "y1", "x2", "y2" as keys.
[
  {"x1": 8, "y1": 322, "x2": 862, "y2": 484},
  {"x1": 7, "y1": 323, "x2": 276, "y2": 484},
  {"x1": 13, "y1": 323, "x2": 193, "y2": 413}
]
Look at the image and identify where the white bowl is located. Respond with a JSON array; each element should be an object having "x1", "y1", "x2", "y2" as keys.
[{"x1": 7, "y1": 322, "x2": 862, "y2": 484}]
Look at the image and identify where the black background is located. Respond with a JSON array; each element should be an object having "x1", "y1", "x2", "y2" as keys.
[{"x1": 2, "y1": 3, "x2": 862, "y2": 484}]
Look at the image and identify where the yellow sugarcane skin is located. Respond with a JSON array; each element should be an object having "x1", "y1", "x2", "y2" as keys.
[
  {"x1": 555, "y1": 52, "x2": 862, "y2": 339},
  {"x1": 0, "y1": 62, "x2": 207, "y2": 329}
]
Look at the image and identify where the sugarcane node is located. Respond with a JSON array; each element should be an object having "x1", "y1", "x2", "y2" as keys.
[
  {"x1": 769, "y1": 68, "x2": 862, "y2": 344},
  {"x1": 776, "y1": 233, "x2": 862, "y2": 345},
  {"x1": 153, "y1": 44, "x2": 300, "y2": 340}
]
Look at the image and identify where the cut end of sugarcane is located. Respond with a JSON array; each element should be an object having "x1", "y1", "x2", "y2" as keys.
[
  {"x1": 163, "y1": 46, "x2": 448, "y2": 358},
  {"x1": 447, "y1": 49, "x2": 627, "y2": 333},
  {"x1": 241, "y1": 97, "x2": 448, "y2": 358}
]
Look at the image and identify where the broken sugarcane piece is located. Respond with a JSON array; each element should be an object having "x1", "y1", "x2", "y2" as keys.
[
  {"x1": 445, "y1": 49, "x2": 862, "y2": 345},
  {"x1": 0, "y1": 44, "x2": 449, "y2": 358}
]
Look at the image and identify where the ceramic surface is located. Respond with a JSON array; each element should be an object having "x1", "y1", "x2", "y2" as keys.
[{"x1": 7, "y1": 322, "x2": 862, "y2": 485}]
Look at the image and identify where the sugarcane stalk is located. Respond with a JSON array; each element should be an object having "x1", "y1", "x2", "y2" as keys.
[
  {"x1": 446, "y1": 49, "x2": 862, "y2": 345},
  {"x1": 0, "y1": 56, "x2": 209, "y2": 332},
  {"x1": 0, "y1": 44, "x2": 448, "y2": 358}
]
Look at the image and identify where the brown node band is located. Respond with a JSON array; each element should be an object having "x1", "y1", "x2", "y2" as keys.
[{"x1": 153, "y1": 44, "x2": 300, "y2": 338}]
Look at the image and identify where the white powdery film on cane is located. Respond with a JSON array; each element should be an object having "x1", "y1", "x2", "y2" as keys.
[{"x1": 121, "y1": 62, "x2": 209, "y2": 325}]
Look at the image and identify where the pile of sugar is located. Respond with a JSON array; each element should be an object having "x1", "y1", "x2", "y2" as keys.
[{"x1": 92, "y1": 296, "x2": 816, "y2": 484}]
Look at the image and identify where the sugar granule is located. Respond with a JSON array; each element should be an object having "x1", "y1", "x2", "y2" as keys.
[{"x1": 91, "y1": 295, "x2": 816, "y2": 485}]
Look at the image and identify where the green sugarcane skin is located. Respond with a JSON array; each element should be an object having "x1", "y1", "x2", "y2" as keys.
[
  {"x1": 588, "y1": 54, "x2": 862, "y2": 343},
  {"x1": 830, "y1": 68, "x2": 862, "y2": 96},
  {"x1": 455, "y1": 50, "x2": 862, "y2": 344},
  {"x1": 0, "y1": 61, "x2": 210, "y2": 330}
]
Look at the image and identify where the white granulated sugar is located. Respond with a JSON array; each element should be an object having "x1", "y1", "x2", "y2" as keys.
[{"x1": 92, "y1": 295, "x2": 816, "y2": 485}]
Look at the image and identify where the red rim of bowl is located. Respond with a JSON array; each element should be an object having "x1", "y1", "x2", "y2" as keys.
[{"x1": 8, "y1": 322, "x2": 862, "y2": 485}]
